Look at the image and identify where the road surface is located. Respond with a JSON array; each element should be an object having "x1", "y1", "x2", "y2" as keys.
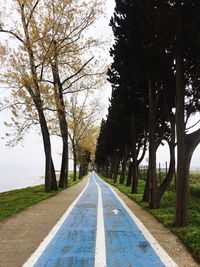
[{"x1": 23, "y1": 172, "x2": 178, "y2": 267}]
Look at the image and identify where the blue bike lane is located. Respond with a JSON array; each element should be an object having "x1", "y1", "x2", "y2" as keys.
[
  {"x1": 23, "y1": 172, "x2": 178, "y2": 267},
  {"x1": 23, "y1": 175, "x2": 98, "y2": 267},
  {"x1": 94, "y1": 174, "x2": 177, "y2": 267}
]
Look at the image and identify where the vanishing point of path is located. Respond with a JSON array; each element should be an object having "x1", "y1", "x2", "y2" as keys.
[{"x1": 0, "y1": 173, "x2": 198, "y2": 267}]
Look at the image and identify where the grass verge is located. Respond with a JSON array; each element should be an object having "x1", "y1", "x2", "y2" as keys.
[
  {"x1": 100, "y1": 175, "x2": 200, "y2": 263},
  {"x1": 0, "y1": 175, "x2": 82, "y2": 222}
]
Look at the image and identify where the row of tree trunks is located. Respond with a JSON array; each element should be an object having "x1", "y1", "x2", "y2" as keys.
[
  {"x1": 102, "y1": 159, "x2": 110, "y2": 178},
  {"x1": 79, "y1": 164, "x2": 88, "y2": 179},
  {"x1": 99, "y1": 79, "x2": 175, "y2": 209}
]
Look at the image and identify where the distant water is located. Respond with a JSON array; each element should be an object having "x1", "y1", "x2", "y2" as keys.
[
  {"x1": 0, "y1": 115, "x2": 68, "y2": 193},
  {"x1": 0, "y1": 175, "x2": 43, "y2": 193}
]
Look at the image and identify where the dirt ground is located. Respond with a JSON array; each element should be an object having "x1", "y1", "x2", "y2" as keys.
[{"x1": 0, "y1": 176, "x2": 199, "y2": 267}]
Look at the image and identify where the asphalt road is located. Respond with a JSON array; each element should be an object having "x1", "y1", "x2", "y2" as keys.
[{"x1": 23, "y1": 172, "x2": 178, "y2": 267}]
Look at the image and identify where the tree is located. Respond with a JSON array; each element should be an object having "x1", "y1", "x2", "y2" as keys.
[
  {"x1": 36, "y1": 0, "x2": 104, "y2": 187},
  {"x1": 77, "y1": 125, "x2": 99, "y2": 178},
  {"x1": 108, "y1": 0, "x2": 177, "y2": 209},
  {"x1": 0, "y1": 0, "x2": 57, "y2": 192},
  {"x1": 0, "y1": 0, "x2": 105, "y2": 190},
  {"x1": 108, "y1": 0, "x2": 149, "y2": 191},
  {"x1": 172, "y1": 1, "x2": 200, "y2": 226},
  {"x1": 105, "y1": 0, "x2": 200, "y2": 226},
  {"x1": 67, "y1": 91, "x2": 102, "y2": 180}
]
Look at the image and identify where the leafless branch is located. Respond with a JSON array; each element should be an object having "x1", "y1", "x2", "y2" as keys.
[
  {"x1": 186, "y1": 118, "x2": 200, "y2": 132},
  {"x1": 26, "y1": 0, "x2": 40, "y2": 27},
  {"x1": 0, "y1": 102, "x2": 26, "y2": 112},
  {"x1": 0, "y1": 29, "x2": 24, "y2": 44},
  {"x1": 40, "y1": 79, "x2": 54, "y2": 84},
  {"x1": 61, "y1": 57, "x2": 94, "y2": 86},
  {"x1": 43, "y1": 107, "x2": 57, "y2": 112}
]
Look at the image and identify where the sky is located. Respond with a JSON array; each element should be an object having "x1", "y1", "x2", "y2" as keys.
[{"x1": 0, "y1": 0, "x2": 200, "y2": 192}]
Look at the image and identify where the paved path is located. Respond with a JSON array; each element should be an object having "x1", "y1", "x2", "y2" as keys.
[{"x1": 23, "y1": 173, "x2": 178, "y2": 267}]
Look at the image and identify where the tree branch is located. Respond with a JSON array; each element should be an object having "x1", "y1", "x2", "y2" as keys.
[
  {"x1": 0, "y1": 29, "x2": 24, "y2": 44},
  {"x1": 186, "y1": 118, "x2": 200, "y2": 132},
  {"x1": 40, "y1": 79, "x2": 54, "y2": 84},
  {"x1": 26, "y1": 0, "x2": 40, "y2": 27},
  {"x1": 61, "y1": 57, "x2": 94, "y2": 86},
  {"x1": 0, "y1": 102, "x2": 26, "y2": 112}
]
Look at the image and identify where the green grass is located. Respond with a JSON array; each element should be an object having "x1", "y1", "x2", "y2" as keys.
[
  {"x1": 0, "y1": 175, "x2": 82, "y2": 222},
  {"x1": 189, "y1": 172, "x2": 200, "y2": 186},
  {"x1": 100, "y1": 174, "x2": 200, "y2": 263}
]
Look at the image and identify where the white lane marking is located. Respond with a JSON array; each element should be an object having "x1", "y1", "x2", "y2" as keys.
[
  {"x1": 111, "y1": 209, "x2": 121, "y2": 215},
  {"x1": 95, "y1": 174, "x2": 178, "y2": 267},
  {"x1": 93, "y1": 174, "x2": 106, "y2": 267},
  {"x1": 23, "y1": 176, "x2": 91, "y2": 267}
]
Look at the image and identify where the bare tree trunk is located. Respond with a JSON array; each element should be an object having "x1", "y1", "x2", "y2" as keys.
[
  {"x1": 113, "y1": 155, "x2": 120, "y2": 183},
  {"x1": 143, "y1": 169, "x2": 150, "y2": 202},
  {"x1": 175, "y1": 34, "x2": 200, "y2": 226},
  {"x1": 176, "y1": 150, "x2": 192, "y2": 226},
  {"x1": 102, "y1": 163, "x2": 108, "y2": 177},
  {"x1": 126, "y1": 161, "x2": 133, "y2": 186},
  {"x1": 59, "y1": 136, "x2": 68, "y2": 188},
  {"x1": 120, "y1": 158, "x2": 127, "y2": 184},
  {"x1": 72, "y1": 142, "x2": 77, "y2": 181},
  {"x1": 112, "y1": 149, "x2": 120, "y2": 183},
  {"x1": 137, "y1": 137, "x2": 147, "y2": 167},
  {"x1": 120, "y1": 146, "x2": 128, "y2": 184},
  {"x1": 51, "y1": 158, "x2": 58, "y2": 191},
  {"x1": 131, "y1": 111, "x2": 138, "y2": 194},
  {"x1": 37, "y1": 108, "x2": 53, "y2": 192},
  {"x1": 157, "y1": 118, "x2": 175, "y2": 206},
  {"x1": 79, "y1": 164, "x2": 84, "y2": 179},
  {"x1": 73, "y1": 155, "x2": 77, "y2": 182},
  {"x1": 108, "y1": 154, "x2": 115, "y2": 179},
  {"x1": 51, "y1": 49, "x2": 69, "y2": 188},
  {"x1": 148, "y1": 80, "x2": 157, "y2": 208},
  {"x1": 79, "y1": 165, "x2": 82, "y2": 179},
  {"x1": 157, "y1": 143, "x2": 175, "y2": 206},
  {"x1": 105, "y1": 159, "x2": 109, "y2": 177},
  {"x1": 175, "y1": 35, "x2": 188, "y2": 226},
  {"x1": 20, "y1": 6, "x2": 54, "y2": 192}
]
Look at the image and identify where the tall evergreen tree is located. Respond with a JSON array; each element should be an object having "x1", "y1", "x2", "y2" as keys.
[{"x1": 96, "y1": 0, "x2": 200, "y2": 227}]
